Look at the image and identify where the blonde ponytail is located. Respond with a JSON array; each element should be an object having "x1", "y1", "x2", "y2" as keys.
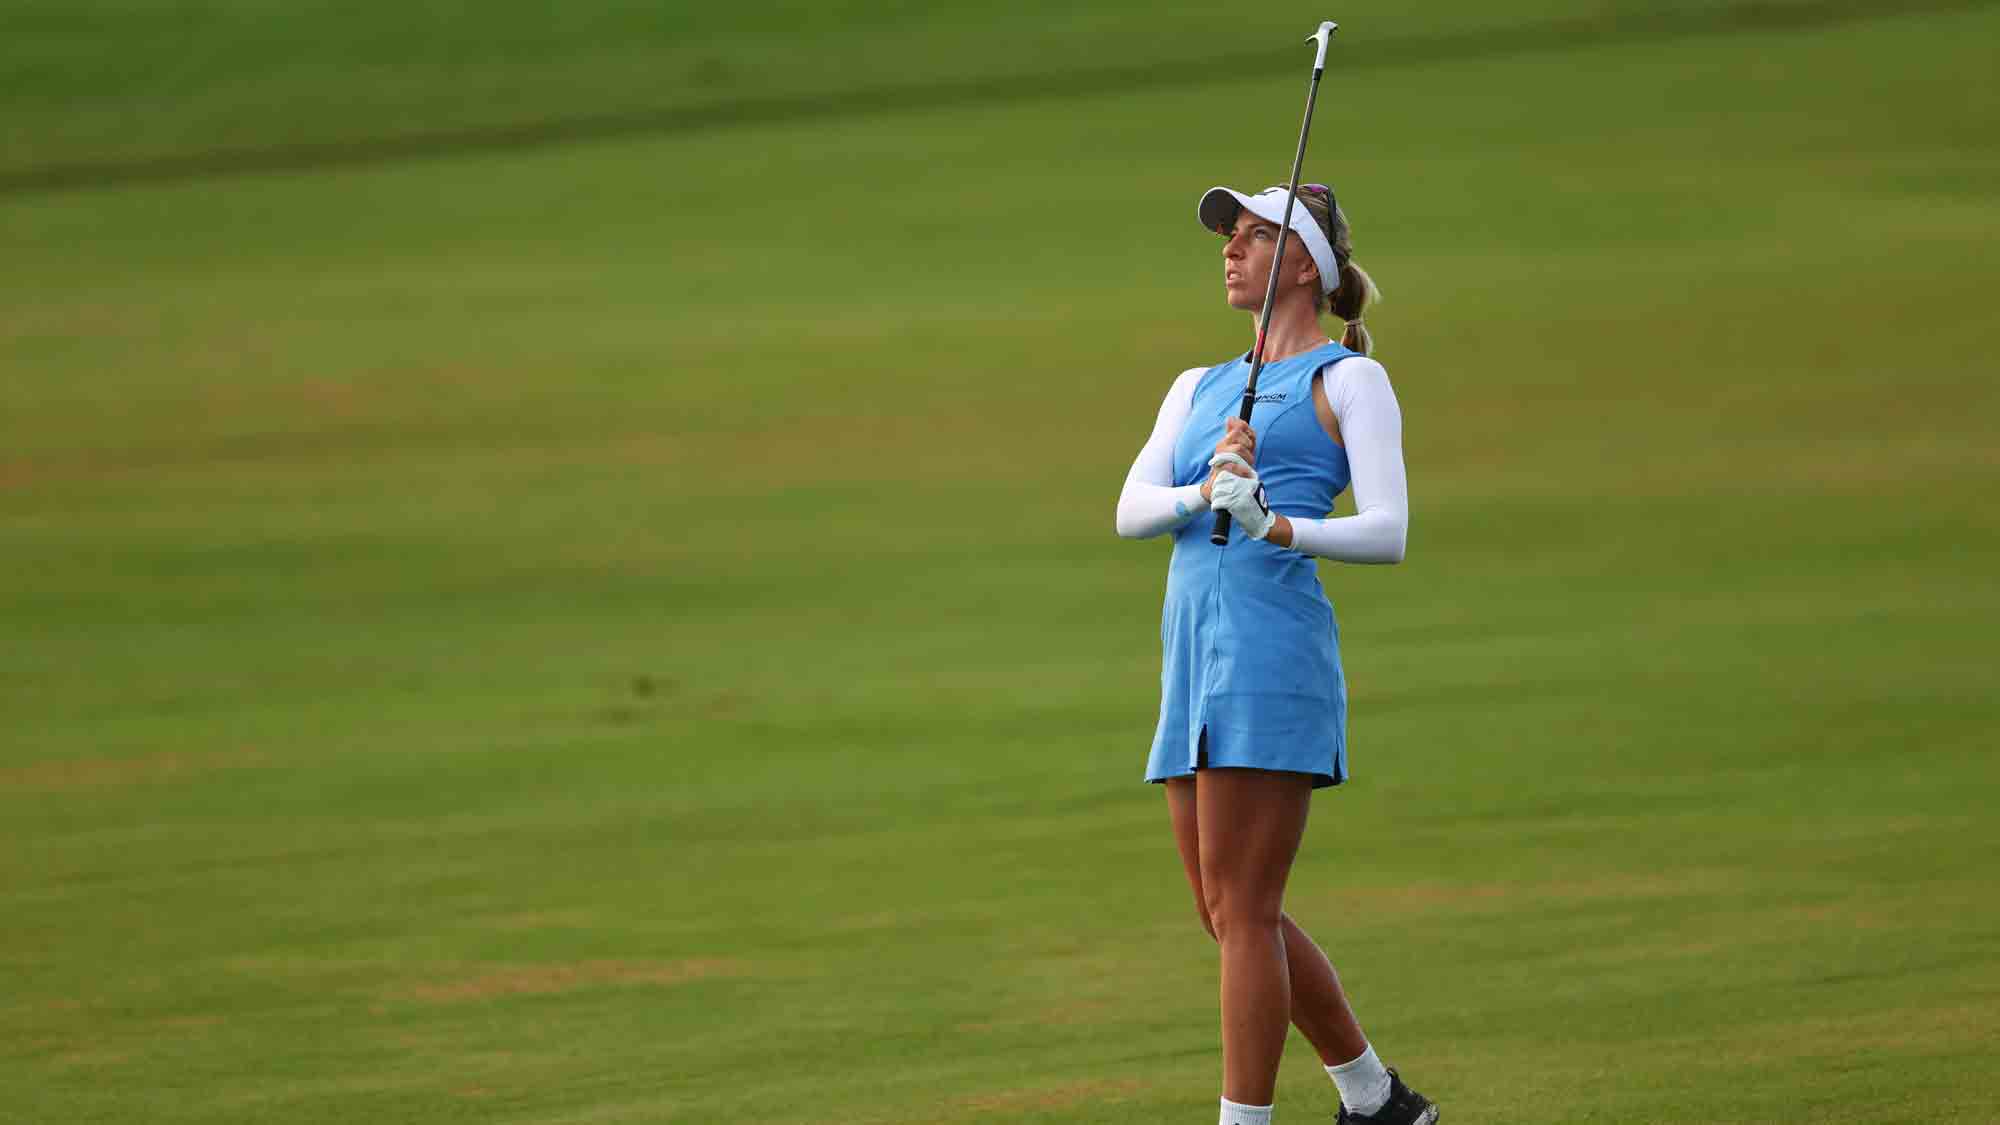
[
  {"x1": 1334, "y1": 260, "x2": 1380, "y2": 355},
  {"x1": 1295, "y1": 187, "x2": 1383, "y2": 356}
]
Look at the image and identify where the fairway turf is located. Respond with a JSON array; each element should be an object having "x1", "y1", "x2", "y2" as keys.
[
  {"x1": 5, "y1": 3, "x2": 2000, "y2": 1123},
  {"x1": 6, "y1": 0, "x2": 1947, "y2": 184}
]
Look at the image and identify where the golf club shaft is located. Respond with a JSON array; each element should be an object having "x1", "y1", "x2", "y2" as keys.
[{"x1": 1212, "y1": 24, "x2": 1335, "y2": 547}]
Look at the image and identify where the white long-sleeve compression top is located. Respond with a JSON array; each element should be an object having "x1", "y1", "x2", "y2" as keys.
[{"x1": 1115, "y1": 356, "x2": 1408, "y2": 563}]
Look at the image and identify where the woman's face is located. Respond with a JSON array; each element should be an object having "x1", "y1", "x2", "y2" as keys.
[{"x1": 1219, "y1": 208, "x2": 1319, "y2": 312}]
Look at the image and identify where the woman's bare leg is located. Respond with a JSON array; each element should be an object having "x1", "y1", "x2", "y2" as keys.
[
  {"x1": 1185, "y1": 768, "x2": 1311, "y2": 1104},
  {"x1": 1278, "y1": 914, "x2": 1369, "y2": 1065},
  {"x1": 1167, "y1": 778, "x2": 1370, "y2": 1070}
]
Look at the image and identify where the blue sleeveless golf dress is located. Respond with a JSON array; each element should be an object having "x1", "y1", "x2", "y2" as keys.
[{"x1": 1146, "y1": 341, "x2": 1357, "y2": 789}]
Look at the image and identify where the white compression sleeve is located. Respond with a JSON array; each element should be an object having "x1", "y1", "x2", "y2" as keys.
[
  {"x1": 1286, "y1": 357, "x2": 1409, "y2": 563},
  {"x1": 1116, "y1": 367, "x2": 1211, "y2": 539}
]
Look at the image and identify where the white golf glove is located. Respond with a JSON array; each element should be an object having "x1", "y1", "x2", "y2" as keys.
[{"x1": 1207, "y1": 453, "x2": 1276, "y2": 540}]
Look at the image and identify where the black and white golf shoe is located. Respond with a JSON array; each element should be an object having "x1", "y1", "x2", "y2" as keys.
[{"x1": 1336, "y1": 1068, "x2": 1438, "y2": 1125}]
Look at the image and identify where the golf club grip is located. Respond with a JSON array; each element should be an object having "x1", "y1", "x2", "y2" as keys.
[
  {"x1": 1208, "y1": 391, "x2": 1260, "y2": 545},
  {"x1": 1209, "y1": 510, "x2": 1233, "y2": 546}
]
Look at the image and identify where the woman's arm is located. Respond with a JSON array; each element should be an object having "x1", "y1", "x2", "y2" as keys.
[
  {"x1": 1116, "y1": 368, "x2": 1212, "y2": 539},
  {"x1": 1269, "y1": 357, "x2": 1408, "y2": 563}
]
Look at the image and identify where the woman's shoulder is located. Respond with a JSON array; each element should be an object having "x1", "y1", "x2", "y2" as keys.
[
  {"x1": 1316, "y1": 354, "x2": 1398, "y2": 421},
  {"x1": 1322, "y1": 354, "x2": 1392, "y2": 395},
  {"x1": 1179, "y1": 355, "x2": 1249, "y2": 392},
  {"x1": 1168, "y1": 361, "x2": 1229, "y2": 401}
]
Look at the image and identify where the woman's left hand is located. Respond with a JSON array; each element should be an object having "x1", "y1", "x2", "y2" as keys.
[{"x1": 1207, "y1": 454, "x2": 1277, "y2": 540}]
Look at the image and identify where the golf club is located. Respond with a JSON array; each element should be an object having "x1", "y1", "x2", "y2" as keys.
[{"x1": 1211, "y1": 19, "x2": 1338, "y2": 547}]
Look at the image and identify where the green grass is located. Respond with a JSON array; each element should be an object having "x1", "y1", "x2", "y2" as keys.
[
  {"x1": 4, "y1": 2, "x2": 1999, "y2": 1122},
  {"x1": 4, "y1": 0, "x2": 1975, "y2": 181}
]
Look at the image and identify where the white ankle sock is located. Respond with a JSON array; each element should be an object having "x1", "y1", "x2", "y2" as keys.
[
  {"x1": 1327, "y1": 1044, "x2": 1392, "y2": 1117},
  {"x1": 1218, "y1": 1096, "x2": 1272, "y2": 1125}
]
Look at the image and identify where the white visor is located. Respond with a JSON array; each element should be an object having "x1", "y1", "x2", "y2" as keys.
[{"x1": 1198, "y1": 186, "x2": 1339, "y2": 295}]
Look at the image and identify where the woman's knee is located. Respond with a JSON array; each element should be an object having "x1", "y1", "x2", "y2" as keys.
[{"x1": 1205, "y1": 884, "x2": 1283, "y2": 942}]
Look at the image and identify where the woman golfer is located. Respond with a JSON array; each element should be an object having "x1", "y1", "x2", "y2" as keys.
[{"x1": 1115, "y1": 183, "x2": 1437, "y2": 1125}]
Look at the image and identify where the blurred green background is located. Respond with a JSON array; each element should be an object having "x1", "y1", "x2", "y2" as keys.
[{"x1": 4, "y1": 2, "x2": 1997, "y2": 1122}]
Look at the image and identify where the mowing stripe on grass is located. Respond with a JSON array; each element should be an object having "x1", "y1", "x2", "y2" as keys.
[{"x1": 3, "y1": 0, "x2": 1993, "y2": 196}]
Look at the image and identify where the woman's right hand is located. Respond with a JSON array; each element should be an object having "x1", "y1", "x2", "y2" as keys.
[{"x1": 1201, "y1": 418, "x2": 1258, "y2": 502}]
